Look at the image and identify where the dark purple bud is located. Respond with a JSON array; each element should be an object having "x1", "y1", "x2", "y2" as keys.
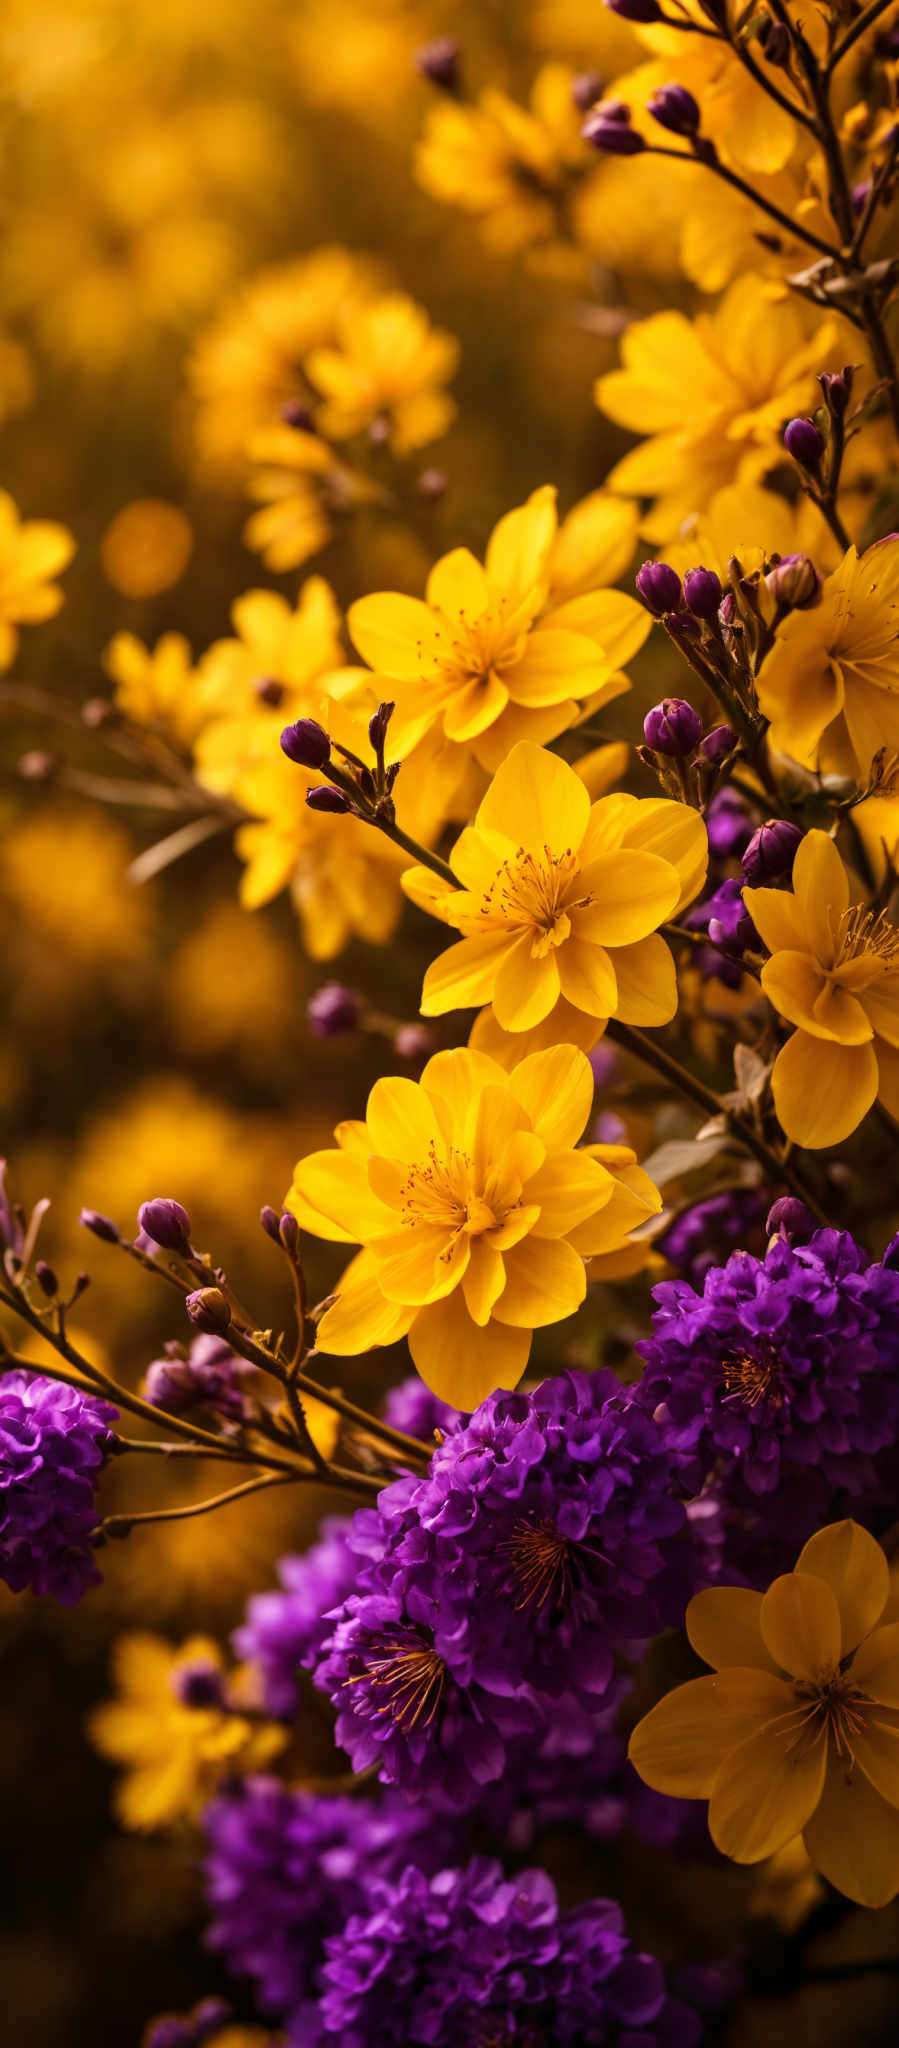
[
  {"x1": 34, "y1": 1260, "x2": 57, "y2": 1296},
  {"x1": 369, "y1": 701, "x2": 394, "y2": 752},
  {"x1": 706, "y1": 879, "x2": 756, "y2": 954},
  {"x1": 582, "y1": 103, "x2": 646, "y2": 153},
  {"x1": 707, "y1": 787, "x2": 754, "y2": 859},
  {"x1": 766, "y1": 1196, "x2": 816, "y2": 1244},
  {"x1": 783, "y1": 416, "x2": 825, "y2": 467},
  {"x1": 819, "y1": 366, "x2": 854, "y2": 416},
  {"x1": 281, "y1": 399, "x2": 314, "y2": 430},
  {"x1": 170, "y1": 1657, "x2": 226, "y2": 1709},
  {"x1": 260, "y1": 1203, "x2": 282, "y2": 1241},
  {"x1": 571, "y1": 70, "x2": 604, "y2": 112},
  {"x1": 418, "y1": 467, "x2": 448, "y2": 501},
  {"x1": 741, "y1": 817, "x2": 803, "y2": 886},
  {"x1": 757, "y1": 17, "x2": 791, "y2": 63},
  {"x1": 394, "y1": 1022, "x2": 433, "y2": 1061},
  {"x1": 307, "y1": 981, "x2": 362, "y2": 1037},
  {"x1": 79, "y1": 1207, "x2": 121, "y2": 1243},
  {"x1": 635, "y1": 559, "x2": 683, "y2": 615},
  {"x1": 643, "y1": 697, "x2": 703, "y2": 757},
  {"x1": 765, "y1": 552, "x2": 820, "y2": 609},
  {"x1": 305, "y1": 785, "x2": 352, "y2": 813},
  {"x1": 699, "y1": 723, "x2": 738, "y2": 764},
  {"x1": 647, "y1": 84, "x2": 701, "y2": 135},
  {"x1": 605, "y1": 0, "x2": 663, "y2": 18},
  {"x1": 683, "y1": 565, "x2": 723, "y2": 618},
  {"x1": 143, "y1": 1357, "x2": 195, "y2": 1413},
  {"x1": 254, "y1": 675, "x2": 285, "y2": 708},
  {"x1": 279, "y1": 1211, "x2": 300, "y2": 1258},
  {"x1": 185, "y1": 1286, "x2": 231, "y2": 1334},
  {"x1": 137, "y1": 1198, "x2": 192, "y2": 1253},
  {"x1": 414, "y1": 36, "x2": 460, "y2": 92},
  {"x1": 280, "y1": 718, "x2": 331, "y2": 769}
]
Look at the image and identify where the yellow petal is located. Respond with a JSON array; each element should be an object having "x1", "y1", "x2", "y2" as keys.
[
  {"x1": 371, "y1": 1225, "x2": 469, "y2": 1306},
  {"x1": 812, "y1": 981, "x2": 875, "y2": 1043},
  {"x1": 316, "y1": 1250, "x2": 415, "y2": 1355},
  {"x1": 421, "y1": 930, "x2": 515, "y2": 1017},
  {"x1": 366, "y1": 1075, "x2": 439, "y2": 1162},
  {"x1": 443, "y1": 671, "x2": 509, "y2": 741},
  {"x1": 485, "y1": 485, "x2": 557, "y2": 595},
  {"x1": 557, "y1": 937, "x2": 617, "y2": 1018},
  {"x1": 616, "y1": 798, "x2": 708, "y2": 908},
  {"x1": 687, "y1": 1587, "x2": 778, "y2": 1673},
  {"x1": 287, "y1": 1148, "x2": 385, "y2": 1244},
  {"x1": 606, "y1": 933, "x2": 677, "y2": 1026},
  {"x1": 849, "y1": 1624, "x2": 899, "y2": 1705},
  {"x1": 420, "y1": 1047, "x2": 503, "y2": 1129},
  {"x1": 760, "y1": 1572, "x2": 842, "y2": 1681},
  {"x1": 792, "y1": 830, "x2": 849, "y2": 942},
  {"x1": 493, "y1": 936, "x2": 561, "y2": 1031},
  {"x1": 741, "y1": 885, "x2": 807, "y2": 955},
  {"x1": 348, "y1": 592, "x2": 442, "y2": 676},
  {"x1": 574, "y1": 849, "x2": 680, "y2": 945},
  {"x1": 507, "y1": 628, "x2": 612, "y2": 706},
  {"x1": 409, "y1": 1290, "x2": 531, "y2": 1408},
  {"x1": 795, "y1": 1520, "x2": 890, "y2": 1653},
  {"x1": 708, "y1": 1721, "x2": 827, "y2": 1863},
  {"x1": 852, "y1": 1716, "x2": 899, "y2": 1805},
  {"x1": 628, "y1": 1670, "x2": 790, "y2": 1798},
  {"x1": 507, "y1": 1044, "x2": 594, "y2": 1149},
  {"x1": 426, "y1": 545, "x2": 489, "y2": 618},
  {"x1": 760, "y1": 952, "x2": 834, "y2": 1039},
  {"x1": 771, "y1": 1031, "x2": 878, "y2": 1148},
  {"x1": 491, "y1": 1236, "x2": 586, "y2": 1327},
  {"x1": 525, "y1": 1151, "x2": 613, "y2": 1237},
  {"x1": 475, "y1": 740, "x2": 590, "y2": 861},
  {"x1": 803, "y1": 1756, "x2": 899, "y2": 1906},
  {"x1": 462, "y1": 1239, "x2": 507, "y2": 1326}
]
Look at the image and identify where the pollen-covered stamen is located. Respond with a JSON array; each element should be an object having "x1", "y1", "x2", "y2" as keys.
[
  {"x1": 720, "y1": 1342, "x2": 785, "y2": 1410},
  {"x1": 400, "y1": 1140, "x2": 508, "y2": 1249},
  {"x1": 479, "y1": 844, "x2": 592, "y2": 953},
  {"x1": 347, "y1": 1637, "x2": 447, "y2": 1731},
  {"x1": 830, "y1": 902, "x2": 899, "y2": 971},
  {"x1": 791, "y1": 1669, "x2": 871, "y2": 1761},
  {"x1": 436, "y1": 596, "x2": 530, "y2": 687},
  {"x1": 502, "y1": 1518, "x2": 573, "y2": 1612}
]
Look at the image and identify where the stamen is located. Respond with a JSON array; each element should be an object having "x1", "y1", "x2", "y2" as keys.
[
  {"x1": 501, "y1": 1518, "x2": 572, "y2": 1611},
  {"x1": 346, "y1": 1637, "x2": 447, "y2": 1731},
  {"x1": 720, "y1": 1342, "x2": 785, "y2": 1410},
  {"x1": 832, "y1": 902, "x2": 899, "y2": 968}
]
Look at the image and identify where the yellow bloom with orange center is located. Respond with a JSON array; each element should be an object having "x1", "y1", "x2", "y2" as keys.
[
  {"x1": 415, "y1": 65, "x2": 591, "y2": 256},
  {"x1": 629, "y1": 1520, "x2": 899, "y2": 1908},
  {"x1": 287, "y1": 1044, "x2": 661, "y2": 1408},
  {"x1": 744, "y1": 829, "x2": 899, "y2": 1147},
  {"x1": 243, "y1": 424, "x2": 376, "y2": 574},
  {"x1": 756, "y1": 538, "x2": 899, "y2": 782},
  {"x1": 345, "y1": 484, "x2": 648, "y2": 773},
  {"x1": 0, "y1": 489, "x2": 74, "y2": 668},
  {"x1": 305, "y1": 290, "x2": 458, "y2": 454},
  {"x1": 89, "y1": 1633, "x2": 285, "y2": 1830},
  {"x1": 404, "y1": 741, "x2": 707, "y2": 1035}
]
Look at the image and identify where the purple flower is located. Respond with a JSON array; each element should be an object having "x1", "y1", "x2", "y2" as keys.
[
  {"x1": 740, "y1": 818, "x2": 803, "y2": 886},
  {"x1": 144, "y1": 1334, "x2": 254, "y2": 1422},
  {"x1": 682, "y1": 566, "x2": 723, "y2": 620},
  {"x1": 784, "y1": 417, "x2": 825, "y2": 467},
  {"x1": 382, "y1": 1375, "x2": 459, "y2": 1442},
  {"x1": 0, "y1": 1370, "x2": 117, "y2": 1604},
  {"x1": 705, "y1": 788, "x2": 755, "y2": 861},
  {"x1": 648, "y1": 84, "x2": 701, "y2": 135},
  {"x1": 635, "y1": 561, "x2": 683, "y2": 615},
  {"x1": 233, "y1": 1517, "x2": 357, "y2": 1718},
  {"x1": 659, "y1": 1190, "x2": 767, "y2": 1288},
  {"x1": 687, "y1": 878, "x2": 756, "y2": 956},
  {"x1": 317, "y1": 1856, "x2": 702, "y2": 2046},
  {"x1": 643, "y1": 698, "x2": 703, "y2": 757},
  {"x1": 280, "y1": 718, "x2": 331, "y2": 769},
  {"x1": 306, "y1": 982, "x2": 362, "y2": 1038},
  {"x1": 637, "y1": 1229, "x2": 899, "y2": 1580}
]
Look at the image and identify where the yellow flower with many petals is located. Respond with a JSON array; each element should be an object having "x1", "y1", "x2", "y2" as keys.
[
  {"x1": 193, "y1": 577, "x2": 345, "y2": 796},
  {"x1": 404, "y1": 741, "x2": 707, "y2": 1036},
  {"x1": 305, "y1": 291, "x2": 458, "y2": 454},
  {"x1": 629, "y1": 1520, "x2": 899, "y2": 1908},
  {"x1": 345, "y1": 485, "x2": 647, "y2": 773},
  {"x1": 416, "y1": 65, "x2": 591, "y2": 256},
  {"x1": 744, "y1": 829, "x2": 899, "y2": 1146},
  {"x1": 756, "y1": 538, "x2": 899, "y2": 781},
  {"x1": 287, "y1": 1044, "x2": 661, "y2": 1408},
  {"x1": 0, "y1": 490, "x2": 74, "y2": 667},
  {"x1": 243, "y1": 424, "x2": 376, "y2": 574},
  {"x1": 104, "y1": 630, "x2": 213, "y2": 749},
  {"x1": 89, "y1": 1633, "x2": 285, "y2": 1829},
  {"x1": 595, "y1": 279, "x2": 838, "y2": 541}
]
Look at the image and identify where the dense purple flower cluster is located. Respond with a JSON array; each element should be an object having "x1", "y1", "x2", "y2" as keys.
[
  {"x1": 485, "y1": 1684, "x2": 701, "y2": 1857},
  {"x1": 317, "y1": 1857, "x2": 703, "y2": 2046},
  {"x1": 233, "y1": 1516, "x2": 356, "y2": 1718},
  {"x1": 381, "y1": 1375, "x2": 459, "y2": 1442},
  {"x1": 659, "y1": 1190, "x2": 767, "y2": 1288},
  {"x1": 312, "y1": 1372, "x2": 691, "y2": 1803},
  {"x1": 637, "y1": 1228, "x2": 899, "y2": 1579},
  {"x1": 0, "y1": 1369, "x2": 117, "y2": 1603}
]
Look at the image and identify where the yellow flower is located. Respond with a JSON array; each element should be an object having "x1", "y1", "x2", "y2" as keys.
[
  {"x1": 0, "y1": 490, "x2": 74, "y2": 667},
  {"x1": 100, "y1": 499, "x2": 193, "y2": 597},
  {"x1": 595, "y1": 279, "x2": 837, "y2": 541},
  {"x1": 756, "y1": 538, "x2": 899, "y2": 781},
  {"x1": 415, "y1": 65, "x2": 590, "y2": 255},
  {"x1": 664, "y1": 480, "x2": 842, "y2": 582},
  {"x1": 193, "y1": 577, "x2": 345, "y2": 796},
  {"x1": 305, "y1": 290, "x2": 458, "y2": 454},
  {"x1": 89, "y1": 1633, "x2": 285, "y2": 1829},
  {"x1": 287, "y1": 1044, "x2": 661, "y2": 1408},
  {"x1": 744, "y1": 830, "x2": 899, "y2": 1146},
  {"x1": 345, "y1": 484, "x2": 647, "y2": 773},
  {"x1": 629, "y1": 1520, "x2": 899, "y2": 1908},
  {"x1": 243, "y1": 424, "x2": 375, "y2": 574},
  {"x1": 405, "y1": 740, "x2": 707, "y2": 1035},
  {"x1": 104, "y1": 630, "x2": 212, "y2": 748}
]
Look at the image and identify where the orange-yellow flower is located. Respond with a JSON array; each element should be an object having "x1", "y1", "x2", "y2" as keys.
[
  {"x1": 405, "y1": 740, "x2": 707, "y2": 1034},
  {"x1": 305, "y1": 290, "x2": 458, "y2": 453},
  {"x1": 0, "y1": 489, "x2": 74, "y2": 667},
  {"x1": 744, "y1": 829, "x2": 899, "y2": 1147},
  {"x1": 89, "y1": 1633, "x2": 284, "y2": 1830},
  {"x1": 756, "y1": 537, "x2": 899, "y2": 781},
  {"x1": 287, "y1": 1044, "x2": 661, "y2": 1409},
  {"x1": 629, "y1": 1520, "x2": 899, "y2": 1907}
]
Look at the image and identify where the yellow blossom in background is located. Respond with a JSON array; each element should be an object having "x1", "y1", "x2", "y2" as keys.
[
  {"x1": 287, "y1": 1043, "x2": 661, "y2": 1407},
  {"x1": 89, "y1": 1634, "x2": 285, "y2": 1829},
  {"x1": 100, "y1": 499, "x2": 193, "y2": 597},
  {"x1": 104, "y1": 631, "x2": 213, "y2": 749},
  {"x1": 193, "y1": 576, "x2": 345, "y2": 792},
  {"x1": 744, "y1": 830, "x2": 899, "y2": 1147},
  {"x1": 664, "y1": 480, "x2": 843, "y2": 582},
  {"x1": 405, "y1": 740, "x2": 707, "y2": 1034},
  {"x1": 285, "y1": 0, "x2": 435, "y2": 122},
  {"x1": 0, "y1": 492, "x2": 74, "y2": 667},
  {"x1": 617, "y1": 24, "x2": 797, "y2": 178},
  {"x1": 0, "y1": 329, "x2": 34, "y2": 424},
  {"x1": 756, "y1": 538, "x2": 899, "y2": 781},
  {"x1": 595, "y1": 279, "x2": 838, "y2": 541},
  {"x1": 305, "y1": 291, "x2": 459, "y2": 454},
  {"x1": 629, "y1": 1521, "x2": 899, "y2": 1907},
  {"x1": 2, "y1": 808, "x2": 152, "y2": 973},
  {"x1": 243, "y1": 425, "x2": 375, "y2": 574},
  {"x1": 415, "y1": 65, "x2": 590, "y2": 257}
]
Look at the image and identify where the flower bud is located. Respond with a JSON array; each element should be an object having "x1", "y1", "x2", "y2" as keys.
[
  {"x1": 80, "y1": 1207, "x2": 121, "y2": 1243},
  {"x1": 643, "y1": 697, "x2": 703, "y2": 757},
  {"x1": 394, "y1": 1022, "x2": 433, "y2": 1060},
  {"x1": 707, "y1": 787, "x2": 754, "y2": 859},
  {"x1": 418, "y1": 467, "x2": 448, "y2": 501},
  {"x1": 647, "y1": 84, "x2": 701, "y2": 135},
  {"x1": 260, "y1": 1204, "x2": 282, "y2": 1241},
  {"x1": 571, "y1": 70, "x2": 604, "y2": 112},
  {"x1": 705, "y1": 879, "x2": 756, "y2": 955},
  {"x1": 369, "y1": 701, "x2": 394, "y2": 752},
  {"x1": 143, "y1": 1356, "x2": 195, "y2": 1413},
  {"x1": 741, "y1": 818, "x2": 803, "y2": 886},
  {"x1": 635, "y1": 560, "x2": 682, "y2": 615},
  {"x1": 766, "y1": 1196, "x2": 816, "y2": 1244},
  {"x1": 307, "y1": 981, "x2": 362, "y2": 1037},
  {"x1": 581, "y1": 102, "x2": 646, "y2": 153},
  {"x1": 137, "y1": 1198, "x2": 192, "y2": 1253},
  {"x1": 280, "y1": 718, "x2": 331, "y2": 769},
  {"x1": 818, "y1": 367, "x2": 854, "y2": 416},
  {"x1": 279, "y1": 1211, "x2": 300, "y2": 1258},
  {"x1": 281, "y1": 398, "x2": 314, "y2": 431},
  {"x1": 682, "y1": 565, "x2": 723, "y2": 619},
  {"x1": 699, "y1": 724, "x2": 737, "y2": 764},
  {"x1": 605, "y1": 0, "x2": 663, "y2": 18},
  {"x1": 783, "y1": 417, "x2": 824, "y2": 467},
  {"x1": 34, "y1": 1260, "x2": 57, "y2": 1296},
  {"x1": 765, "y1": 552, "x2": 820, "y2": 609},
  {"x1": 414, "y1": 36, "x2": 459, "y2": 92},
  {"x1": 185, "y1": 1286, "x2": 231, "y2": 1334},
  {"x1": 757, "y1": 17, "x2": 791, "y2": 62},
  {"x1": 305, "y1": 785, "x2": 352, "y2": 813}
]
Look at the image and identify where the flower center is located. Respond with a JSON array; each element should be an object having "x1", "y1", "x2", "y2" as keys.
[
  {"x1": 501, "y1": 1518, "x2": 573, "y2": 1611},
  {"x1": 720, "y1": 1343, "x2": 785, "y2": 1410},
  {"x1": 440, "y1": 597, "x2": 529, "y2": 688},
  {"x1": 348, "y1": 1635, "x2": 447, "y2": 1732},
  {"x1": 481, "y1": 845, "x2": 589, "y2": 954},
  {"x1": 793, "y1": 1668, "x2": 869, "y2": 1760},
  {"x1": 401, "y1": 1141, "x2": 505, "y2": 1245}
]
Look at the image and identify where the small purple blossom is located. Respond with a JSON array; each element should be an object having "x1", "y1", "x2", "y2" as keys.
[
  {"x1": 382, "y1": 1375, "x2": 459, "y2": 1442},
  {"x1": 659, "y1": 1190, "x2": 767, "y2": 1288},
  {"x1": 233, "y1": 1517, "x2": 356, "y2": 1718},
  {"x1": 705, "y1": 787, "x2": 755, "y2": 860},
  {"x1": 0, "y1": 1370, "x2": 117, "y2": 1603},
  {"x1": 143, "y1": 1333, "x2": 254, "y2": 1422}
]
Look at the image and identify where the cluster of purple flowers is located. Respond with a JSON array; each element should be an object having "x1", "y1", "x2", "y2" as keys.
[
  {"x1": 233, "y1": 1516, "x2": 356, "y2": 1718},
  {"x1": 0, "y1": 1369, "x2": 117, "y2": 1603},
  {"x1": 658, "y1": 1190, "x2": 767, "y2": 1289}
]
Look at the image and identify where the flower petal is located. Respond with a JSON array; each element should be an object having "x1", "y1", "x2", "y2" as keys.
[
  {"x1": 708, "y1": 1719, "x2": 827, "y2": 1862},
  {"x1": 474, "y1": 740, "x2": 590, "y2": 860},
  {"x1": 409, "y1": 1290, "x2": 530, "y2": 1408},
  {"x1": 771, "y1": 1031, "x2": 878, "y2": 1148},
  {"x1": 628, "y1": 1669, "x2": 791, "y2": 1798},
  {"x1": 348, "y1": 592, "x2": 442, "y2": 676},
  {"x1": 760, "y1": 1572, "x2": 842, "y2": 1681},
  {"x1": 316, "y1": 1250, "x2": 415, "y2": 1354},
  {"x1": 557, "y1": 937, "x2": 618, "y2": 1018},
  {"x1": 525, "y1": 1151, "x2": 613, "y2": 1237},
  {"x1": 803, "y1": 1757, "x2": 899, "y2": 1906},
  {"x1": 366, "y1": 1076, "x2": 440, "y2": 1162},
  {"x1": 852, "y1": 1716, "x2": 899, "y2": 1805},
  {"x1": 491, "y1": 1236, "x2": 586, "y2": 1327},
  {"x1": 795, "y1": 1520, "x2": 890, "y2": 1654},
  {"x1": 507, "y1": 1045, "x2": 594, "y2": 1148},
  {"x1": 426, "y1": 546, "x2": 489, "y2": 618},
  {"x1": 606, "y1": 933, "x2": 677, "y2": 1026},
  {"x1": 421, "y1": 930, "x2": 515, "y2": 1017},
  {"x1": 493, "y1": 937, "x2": 561, "y2": 1031},
  {"x1": 687, "y1": 1588, "x2": 779, "y2": 1674},
  {"x1": 848, "y1": 1624, "x2": 899, "y2": 1705},
  {"x1": 574, "y1": 850, "x2": 680, "y2": 945},
  {"x1": 287, "y1": 1148, "x2": 388, "y2": 1244}
]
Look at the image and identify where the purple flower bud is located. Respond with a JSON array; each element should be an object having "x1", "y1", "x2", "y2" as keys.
[
  {"x1": 185, "y1": 1286, "x2": 231, "y2": 1334},
  {"x1": 137, "y1": 1198, "x2": 192, "y2": 1254},
  {"x1": 369, "y1": 701, "x2": 394, "y2": 753},
  {"x1": 741, "y1": 818, "x2": 803, "y2": 886},
  {"x1": 707, "y1": 787, "x2": 754, "y2": 859},
  {"x1": 581, "y1": 101, "x2": 646, "y2": 153},
  {"x1": 305, "y1": 785, "x2": 352, "y2": 814},
  {"x1": 783, "y1": 417, "x2": 825, "y2": 467},
  {"x1": 766, "y1": 1196, "x2": 816, "y2": 1244},
  {"x1": 170, "y1": 1656, "x2": 226, "y2": 1709},
  {"x1": 643, "y1": 697, "x2": 703, "y2": 757},
  {"x1": 682, "y1": 565, "x2": 723, "y2": 618},
  {"x1": 307, "y1": 981, "x2": 362, "y2": 1037},
  {"x1": 765, "y1": 552, "x2": 820, "y2": 609},
  {"x1": 757, "y1": 17, "x2": 791, "y2": 62},
  {"x1": 819, "y1": 367, "x2": 854, "y2": 416},
  {"x1": 414, "y1": 36, "x2": 459, "y2": 92},
  {"x1": 79, "y1": 1208, "x2": 121, "y2": 1243},
  {"x1": 280, "y1": 718, "x2": 331, "y2": 769},
  {"x1": 143, "y1": 1357, "x2": 196, "y2": 1413},
  {"x1": 647, "y1": 84, "x2": 701, "y2": 135},
  {"x1": 34, "y1": 1260, "x2": 57, "y2": 1296},
  {"x1": 571, "y1": 70, "x2": 604, "y2": 112},
  {"x1": 254, "y1": 675, "x2": 285, "y2": 708},
  {"x1": 279, "y1": 1211, "x2": 300, "y2": 1258},
  {"x1": 706, "y1": 879, "x2": 756, "y2": 954},
  {"x1": 635, "y1": 560, "x2": 682, "y2": 615},
  {"x1": 394, "y1": 1023, "x2": 433, "y2": 1061},
  {"x1": 260, "y1": 1204, "x2": 282, "y2": 1241},
  {"x1": 281, "y1": 399, "x2": 314, "y2": 430},
  {"x1": 605, "y1": 0, "x2": 663, "y2": 18},
  {"x1": 699, "y1": 723, "x2": 737, "y2": 764}
]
